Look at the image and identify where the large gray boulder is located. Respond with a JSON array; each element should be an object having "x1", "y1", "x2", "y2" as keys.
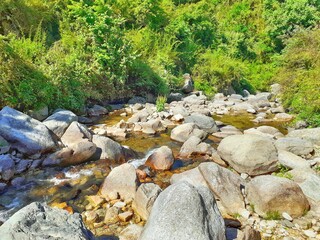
[
  {"x1": 0, "y1": 107, "x2": 57, "y2": 155},
  {"x1": 171, "y1": 123, "x2": 207, "y2": 143},
  {"x1": 275, "y1": 137, "x2": 314, "y2": 156},
  {"x1": 217, "y1": 134, "x2": 278, "y2": 176},
  {"x1": 198, "y1": 162, "x2": 246, "y2": 216},
  {"x1": 92, "y1": 135, "x2": 129, "y2": 162},
  {"x1": 247, "y1": 175, "x2": 309, "y2": 218},
  {"x1": 0, "y1": 154, "x2": 15, "y2": 181},
  {"x1": 43, "y1": 109, "x2": 78, "y2": 138},
  {"x1": 0, "y1": 202, "x2": 94, "y2": 240},
  {"x1": 100, "y1": 163, "x2": 139, "y2": 202},
  {"x1": 139, "y1": 182, "x2": 226, "y2": 240},
  {"x1": 287, "y1": 128, "x2": 320, "y2": 145},
  {"x1": 184, "y1": 113, "x2": 218, "y2": 133}
]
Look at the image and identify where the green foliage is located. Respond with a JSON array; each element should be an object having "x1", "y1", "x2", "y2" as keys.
[
  {"x1": 275, "y1": 28, "x2": 320, "y2": 126},
  {"x1": 193, "y1": 50, "x2": 248, "y2": 96},
  {"x1": 264, "y1": 211, "x2": 281, "y2": 220},
  {"x1": 272, "y1": 164, "x2": 293, "y2": 179},
  {"x1": 0, "y1": 0, "x2": 319, "y2": 125},
  {"x1": 156, "y1": 95, "x2": 167, "y2": 112}
]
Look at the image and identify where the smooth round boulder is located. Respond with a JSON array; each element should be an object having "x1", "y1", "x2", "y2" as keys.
[
  {"x1": 145, "y1": 146, "x2": 174, "y2": 170},
  {"x1": 217, "y1": 134, "x2": 278, "y2": 176},
  {"x1": 247, "y1": 175, "x2": 309, "y2": 218},
  {"x1": 100, "y1": 163, "x2": 139, "y2": 202},
  {"x1": 139, "y1": 182, "x2": 226, "y2": 240}
]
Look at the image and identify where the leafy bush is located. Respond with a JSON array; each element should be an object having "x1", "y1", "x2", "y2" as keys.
[
  {"x1": 193, "y1": 50, "x2": 248, "y2": 96},
  {"x1": 274, "y1": 28, "x2": 320, "y2": 126},
  {"x1": 156, "y1": 95, "x2": 167, "y2": 112}
]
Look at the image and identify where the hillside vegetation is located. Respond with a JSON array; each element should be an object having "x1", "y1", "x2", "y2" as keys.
[{"x1": 0, "y1": 0, "x2": 319, "y2": 125}]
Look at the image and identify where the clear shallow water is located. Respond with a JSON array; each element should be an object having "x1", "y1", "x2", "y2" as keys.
[{"x1": 0, "y1": 110, "x2": 290, "y2": 225}]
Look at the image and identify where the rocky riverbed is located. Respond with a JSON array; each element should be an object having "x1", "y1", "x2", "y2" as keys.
[{"x1": 0, "y1": 89, "x2": 320, "y2": 240}]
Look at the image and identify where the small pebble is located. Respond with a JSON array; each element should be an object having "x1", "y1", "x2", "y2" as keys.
[
  {"x1": 304, "y1": 230, "x2": 317, "y2": 238},
  {"x1": 282, "y1": 212, "x2": 293, "y2": 221}
]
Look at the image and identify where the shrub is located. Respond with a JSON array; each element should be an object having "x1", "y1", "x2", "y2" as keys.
[
  {"x1": 274, "y1": 28, "x2": 320, "y2": 126},
  {"x1": 156, "y1": 95, "x2": 167, "y2": 112}
]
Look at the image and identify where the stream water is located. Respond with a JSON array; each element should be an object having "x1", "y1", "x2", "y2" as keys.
[{"x1": 0, "y1": 110, "x2": 290, "y2": 226}]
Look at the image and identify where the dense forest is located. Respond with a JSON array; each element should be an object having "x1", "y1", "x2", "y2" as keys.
[{"x1": 0, "y1": 0, "x2": 319, "y2": 125}]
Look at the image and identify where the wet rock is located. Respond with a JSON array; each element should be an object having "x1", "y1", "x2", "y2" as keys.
[
  {"x1": 278, "y1": 150, "x2": 310, "y2": 169},
  {"x1": 104, "y1": 206, "x2": 120, "y2": 224},
  {"x1": 43, "y1": 109, "x2": 78, "y2": 138},
  {"x1": 27, "y1": 106, "x2": 49, "y2": 121},
  {"x1": 287, "y1": 128, "x2": 320, "y2": 145},
  {"x1": 100, "y1": 163, "x2": 139, "y2": 202},
  {"x1": 132, "y1": 183, "x2": 162, "y2": 220},
  {"x1": 140, "y1": 182, "x2": 226, "y2": 240},
  {"x1": 92, "y1": 135, "x2": 128, "y2": 162},
  {"x1": 145, "y1": 146, "x2": 174, "y2": 170},
  {"x1": 184, "y1": 113, "x2": 218, "y2": 133},
  {"x1": 0, "y1": 107, "x2": 58, "y2": 155},
  {"x1": 199, "y1": 162, "x2": 246, "y2": 216},
  {"x1": 119, "y1": 224, "x2": 143, "y2": 240},
  {"x1": 0, "y1": 202, "x2": 94, "y2": 240},
  {"x1": 128, "y1": 96, "x2": 146, "y2": 105},
  {"x1": 217, "y1": 134, "x2": 278, "y2": 176},
  {"x1": 61, "y1": 121, "x2": 93, "y2": 147},
  {"x1": 87, "y1": 104, "x2": 108, "y2": 116},
  {"x1": 0, "y1": 136, "x2": 10, "y2": 154},
  {"x1": 0, "y1": 154, "x2": 15, "y2": 181},
  {"x1": 171, "y1": 123, "x2": 207, "y2": 143},
  {"x1": 275, "y1": 137, "x2": 314, "y2": 156},
  {"x1": 247, "y1": 175, "x2": 309, "y2": 218},
  {"x1": 43, "y1": 140, "x2": 96, "y2": 166}
]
